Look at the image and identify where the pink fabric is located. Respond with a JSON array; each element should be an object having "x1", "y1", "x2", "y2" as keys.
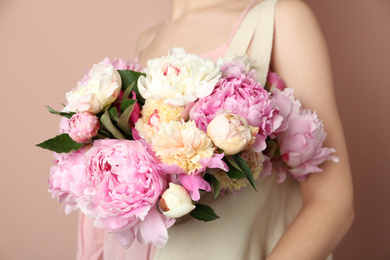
[
  {"x1": 77, "y1": 212, "x2": 157, "y2": 260},
  {"x1": 77, "y1": 212, "x2": 104, "y2": 260},
  {"x1": 201, "y1": 0, "x2": 257, "y2": 61},
  {"x1": 76, "y1": 1, "x2": 258, "y2": 259}
]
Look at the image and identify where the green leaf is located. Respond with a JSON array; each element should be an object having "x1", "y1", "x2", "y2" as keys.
[
  {"x1": 190, "y1": 204, "x2": 219, "y2": 222},
  {"x1": 121, "y1": 99, "x2": 137, "y2": 113},
  {"x1": 117, "y1": 70, "x2": 145, "y2": 105},
  {"x1": 117, "y1": 102, "x2": 135, "y2": 138},
  {"x1": 225, "y1": 156, "x2": 241, "y2": 171},
  {"x1": 100, "y1": 109, "x2": 125, "y2": 139},
  {"x1": 108, "y1": 107, "x2": 119, "y2": 122},
  {"x1": 36, "y1": 134, "x2": 83, "y2": 153},
  {"x1": 204, "y1": 174, "x2": 220, "y2": 199},
  {"x1": 232, "y1": 154, "x2": 257, "y2": 191},
  {"x1": 46, "y1": 106, "x2": 75, "y2": 119},
  {"x1": 224, "y1": 159, "x2": 246, "y2": 179},
  {"x1": 121, "y1": 82, "x2": 135, "y2": 102}
]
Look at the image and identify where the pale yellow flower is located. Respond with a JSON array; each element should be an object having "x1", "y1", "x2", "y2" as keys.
[
  {"x1": 151, "y1": 121, "x2": 214, "y2": 174},
  {"x1": 135, "y1": 98, "x2": 185, "y2": 142}
]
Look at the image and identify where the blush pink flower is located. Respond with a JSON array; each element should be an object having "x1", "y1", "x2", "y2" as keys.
[
  {"x1": 68, "y1": 112, "x2": 100, "y2": 143},
  {"x1": 79, "y1": 139, "x2": 174, "y2": 248},
  {"x1": 59, "y1": 117, "x2": 70, "y2": 134},
  {"x1": 207, "y1": 113, "x2": 258, "y2": 155},
  {"x1": 269, "y1": 88, "x2": 302, "y2": 137},
  {"x1": 221, "y1": 55, "x2": 257, "y2": 80},
  {"x1": 190, "y1": 64, "x2": 282, "y2": 152},
  {"x1": 275, "y1": 111, "x2": 339, "y2": 182},
  {"x1": 101, "y1": 57, "x2": 143, "y2": 72},
  {"x1": 267, "y1": 71, "x2": 286, "y2": 91},
  {"x1": 48, "y1": 148, "x2": 88, "y2": 214}
]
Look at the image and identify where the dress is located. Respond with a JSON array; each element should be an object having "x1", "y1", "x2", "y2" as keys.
[{"x1": 77, "y1": 0, "x2": 332, "y2": 259}]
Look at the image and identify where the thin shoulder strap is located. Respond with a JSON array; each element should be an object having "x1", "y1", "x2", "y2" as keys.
[
  {"x1": 225, "y1": 0, "x2": 278, "y2": 86},
  {"x1": 135, "y1": 32, "x2": 156, "y2": 62},
  {"x1": 225, "y1": 0, "x2": 258, "y2": 45}
]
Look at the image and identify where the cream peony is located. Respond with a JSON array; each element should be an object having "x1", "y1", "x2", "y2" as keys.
[
  {"x1": 151, "y1": 120, "x2": 215, "y2": 174},
  {"x1": 64, "y1": 62, "x2": 121, "y2": 114},
  {"x1": 207, "y1": 112, "x2": 258, "y2": 155},
  {"x1": 138, "y1": 47, "x2": 222, "y2": 106}
]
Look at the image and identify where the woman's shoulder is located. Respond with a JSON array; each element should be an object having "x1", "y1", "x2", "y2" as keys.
[{"x1": 274, "y1": 0, "x2": 317, "y2": 26}]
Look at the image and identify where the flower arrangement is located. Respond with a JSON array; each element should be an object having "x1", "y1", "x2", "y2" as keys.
[{"x1": 37, "y1": 48, "x2": 338, "y2": 248}]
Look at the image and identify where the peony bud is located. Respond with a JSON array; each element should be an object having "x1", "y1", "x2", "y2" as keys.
[
  {"x1": 68, "y1": 112, "x2": 100, "y2": 143},
  {"x1": 159, "y1": 183, "x2": 195, "y2": 218},
  {"x1": 207, "y1": 113, "x2": 258, "y2": 155}
]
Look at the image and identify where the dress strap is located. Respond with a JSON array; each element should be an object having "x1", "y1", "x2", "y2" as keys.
[
  {"x1": 225, "y1": 0, "x2": 258, "y2": 45},
  {"x1": 225, "y1": 0, "x2": 278, "y2": 87},
  {"x1": 135, "y1": 32, "x2": 156, "y2": 62}
]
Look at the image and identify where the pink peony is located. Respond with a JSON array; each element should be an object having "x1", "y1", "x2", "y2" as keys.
[
  {"x1": 190, "y1": 63, "x2": 283, "y2": 152},
  {"x1": 267, "y1": 71, "x2": 286, "y2": 91},
  {"x1": 48, "y1": 148, "x2": 88, "y2": 214},
  {"x1": 59, "y1": 117, "x2": 70, "y2": 134},
  {"x1": 79, "y1": 139, "x2": 174, "y2": 248},
  {"x1": 275, "y1": 110, "x2": 339, "y2": 182},
  {"x1": 269, "y1": 88, "x2": 302, "y2": 137},
  {"x1": 221, "y1": 56, "x2": 257, "y2": 80},
  {"x1": 68, "y1": 112, "x2": 100, "y2": 143},
  {"x1": 101, "y1": 57, "x2": 143, "y2": 72}
]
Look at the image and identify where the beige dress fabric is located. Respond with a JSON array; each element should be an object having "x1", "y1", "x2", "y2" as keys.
[{"x1": 153, "y1": 1, "x2": 333, "y2": 259}]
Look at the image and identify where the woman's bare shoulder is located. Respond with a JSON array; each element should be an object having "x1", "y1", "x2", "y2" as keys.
[
  {"x1": 275, "y1": 0, "x2": 314, "y2": 17},
  {"x1": 273, "y1": 0, "x2": 318, "y2": 33},
  {"x1": 271, "y1": 0, "x2": 330, "y2": 98}
]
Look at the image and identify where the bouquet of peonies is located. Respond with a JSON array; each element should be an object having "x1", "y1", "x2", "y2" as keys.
[{"x1": 37, "y1": 48, "x2": 338, "y2": 248}]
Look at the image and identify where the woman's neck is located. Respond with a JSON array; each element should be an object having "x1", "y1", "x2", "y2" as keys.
[{"x1": 170, "y1": 0, "x2": 238, "y2": 21}]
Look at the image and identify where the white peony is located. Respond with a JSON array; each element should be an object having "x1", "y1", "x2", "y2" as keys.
[
  {"x1": 137, "y1": 47, "x2": 222, "y2": 106},
  {"x1": 63, "y1": 62, "x2": 121, "y2": 114}
]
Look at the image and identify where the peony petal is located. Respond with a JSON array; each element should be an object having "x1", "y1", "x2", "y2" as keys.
[
  {"x1": 111, "y1": 228, "x2": 136, "y2": 249},
  {"x1": 198, "y1": 153, "x2": 228, "y2": 172},
  {"x1": 134, "y1": 207, "x2": 175, "y2": 248},
  {"x1": 179, "y1": 173, "x2": 211, "y2": 201}
]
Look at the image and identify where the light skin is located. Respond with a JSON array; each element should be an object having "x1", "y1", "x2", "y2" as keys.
[{"x1": 137, "y1": 0, "x2": 354, "y2": 259}]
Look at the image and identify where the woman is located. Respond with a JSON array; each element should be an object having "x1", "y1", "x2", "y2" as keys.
[{"x1": 78, "y1": 0, "x2": 354, "y2": 259}]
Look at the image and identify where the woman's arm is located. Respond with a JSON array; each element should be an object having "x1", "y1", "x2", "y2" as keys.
[{"x1": 267, "y1": 1, "x2": 354, "y2": 259}]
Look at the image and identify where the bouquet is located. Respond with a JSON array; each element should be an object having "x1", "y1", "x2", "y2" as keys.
[{"x1": 37, "y1": 48, "x2": 338, "y2": 248}]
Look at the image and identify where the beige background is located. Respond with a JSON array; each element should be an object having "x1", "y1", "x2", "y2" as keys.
[{"x1": 0, "y1": 0, "x2": 389, "y2": 259}]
